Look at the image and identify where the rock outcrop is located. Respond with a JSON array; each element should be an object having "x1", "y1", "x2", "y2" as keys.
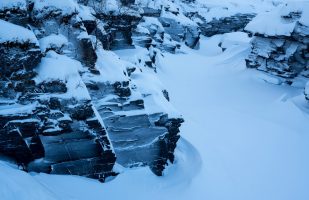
[
  {"x1": 193, "y1": 13, "x2": 256, "y2": 37},
  {"x1": 245, "y1": 3, "x2": 309, "y2": 84},
  {"x1": 0, "y1": 0, "x2": 187, "y2": 181}
]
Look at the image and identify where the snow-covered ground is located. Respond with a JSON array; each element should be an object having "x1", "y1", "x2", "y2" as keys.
[{"x1": 1, "y1": 33, "x2": 309, "y2": 200}]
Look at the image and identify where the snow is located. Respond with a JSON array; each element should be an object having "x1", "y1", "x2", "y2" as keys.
[
  {"x1": 94, "y1": 49, "x2": 130, "y2": 83},
  {"x1": 104, "y1": 0, "x2": 119, "y2": 13},
  {"x1": 39, "y1": 34, "x2": 68, "y2": 52},
  {"x1": 114, "y1": 47, "x2": 180, "y2": 117},
  {"x1": 0, "y1": 102, "x2": 38, "y2": 116},
  {"x1": 0, "y1": 20, "x2": 39, "y2": 45},
  {"x1": 1, "y1": 32, "x2": 309, "y2": 200},
  {"x1": 33, "y1": 0, "x2": 78, "y2": 16},
  {"x1": 78, "y1": 5, "x2": 96, "y2": 21},
  {"x1": 245, "y1": 7, "x2": 295, "y2": 36},
  {"x1": 161, "y1": 10, "x2": 198, "y2": 27},
  {"x1": 140, "y1": 17, "x2": 165, "y2": 33},
  {"x1": 1, "y1": 0, "x2": 309, "y2": 199},
  {"x1": 305, "y1": 81, "x2": 309, "y2": 96},
  {"x1": 0, "y1": 162, "x2": 57, "y2": 200},
  {"x1": 35, "y1": 51, "x2": 91, "y2": 100},
  {"x1": 284, "y1": 1, "x2": 309, "y2": 26},
  {"x1": 245, "y1": 1, "x2": 309, "y2": 36},
  {"x1": 157, "y1": 34, "x2": 309, "y2": 200},
  {"x1": 0, "y1": 0, "x2": 26, "y2": 10}
]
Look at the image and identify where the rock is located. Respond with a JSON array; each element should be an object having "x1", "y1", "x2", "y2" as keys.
[
  {"x1": 0, "y1": 20, "x2": 42, "y2": 76},
  {"x1": 77, "y1": 34, "x2": 98, "y2": 68},
  {"x1": 0, "y1": 0, "x2": 29, "y2": 27},
  {"x1": 70, "y1": 103, "x2": 94, "y2": 120},
  {"x1": 197, "y1": 13, "x2": 256, "y2": 37},
  {"x1": 38, "y1": 80, "x2": 67, "y2": 93},
  {"x1": 159, "y1": 16, "x2": 200, "y2": 48},
  {"x1": 0, "y1": 0, "x2": 186, "y2": 180},
  {"x1": 245, "y1": 3, "x2": 309, "y2": 83},
  {"x1": 113, "y1": 81, "x2": 131, "y2": 97}
]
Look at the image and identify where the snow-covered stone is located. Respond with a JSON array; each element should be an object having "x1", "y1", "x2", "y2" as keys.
[
  {"x1": 0, "y1": 20, "x2": 41, "y2": 75},
  {"x1": 0, "y1": 0, "x2": 184, "y2": 180},
  {"x1": 246, "y1": 2, "x2": 309, "y2": 82}
]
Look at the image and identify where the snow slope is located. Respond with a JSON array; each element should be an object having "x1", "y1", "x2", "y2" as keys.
[{"x1": 1, "y1": 32, "x2": 309, "y2": 200}]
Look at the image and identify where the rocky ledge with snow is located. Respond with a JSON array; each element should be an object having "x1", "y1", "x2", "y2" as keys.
[
  {"x1": 245, "y1": 2, "x2": 309, "y2": 85},
  {"x1": 0, "y1": 0, "x2": 189, "y2": 181},
  {"x1": 1, "y1": 0, "x2": 309, "y2": 184}
]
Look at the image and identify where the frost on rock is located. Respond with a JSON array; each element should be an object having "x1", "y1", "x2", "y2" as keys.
[
  {"x1": 245, "y1": 2, "x2": 309, "y2": 83},
  {"x1": 305, "y1": 81, "x2": 309, "y2": 101},
  {"x1": 0, "y1": 0, "x2": 187, "y2": 180},
  {"x1": 0, "y1": 20, "x2": 41, "y2": 75}
]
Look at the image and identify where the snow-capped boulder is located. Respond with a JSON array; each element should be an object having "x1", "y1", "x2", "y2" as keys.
[
  {"x1": 197, "y1": 13, "x2": 256, "y2": 37},
  {"x1": 31, "y1": 0, "x2": 79, "y2": 21},
  {"x1": 39, "y1": 34, "x2": 68, "y2": 53},
  {"x1": 245, "y1": 2, "x2": 309, "y2": 82},
  {"x1": 305, "y1": 82, "x2": 309, "y2": 100},
  {"x1": 0, "y1": 0, "x2": 28, "y2": 26},
  {"x1": 0, "y1": 20, "x2": 41, "y2": 75}
]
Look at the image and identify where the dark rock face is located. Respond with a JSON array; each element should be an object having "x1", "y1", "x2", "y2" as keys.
[
  {"x1": 189, "y1": 13, "x2": 256, "y2": 37},
  {"x1": 0, "y1": 1, "x2": 29, "y2": 27},
  {"x1": 100, "y1": 14, "x2": 141, "y2": 50},
  {"x1": 159, "y1": 17, "x2": 200, "y2": 48},
  {"x1": 0, "y1": 42, "x2": 42, "y2": 76}
]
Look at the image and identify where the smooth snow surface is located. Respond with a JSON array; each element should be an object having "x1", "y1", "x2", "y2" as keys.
[
  {"x1": 1, "y1": 33, "x2": 309, "y2": 199},
  {"x1": 0, "y1": 20, "x2": 38, "y2": 44}
]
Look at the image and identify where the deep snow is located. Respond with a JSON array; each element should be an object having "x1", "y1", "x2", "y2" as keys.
[{"x1": 1, "y1": 32, "x2": 309, "y2": 200}]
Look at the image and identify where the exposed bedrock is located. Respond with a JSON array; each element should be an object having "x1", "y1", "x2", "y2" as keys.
[
  {"x1": 245, "y1": 5, "x2": 309, "y2": 83},
  {"x1": 187, "y1": 12, "x2": 256, "y2": 37},
  {"x1": 0, "y1": 0, "x2": 184, "y2": 180}
]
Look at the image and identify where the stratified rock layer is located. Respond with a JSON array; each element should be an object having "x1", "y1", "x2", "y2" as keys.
[
  {"x1": 245, "y1": 3, "x2": 309, "y2": 83},
  {"x1": 1, "y1": 0, "x2": 188, "y2": 180}
]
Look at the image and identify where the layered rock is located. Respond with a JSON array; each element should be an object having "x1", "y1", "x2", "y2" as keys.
[
  {"x1": 0, "y1": 14, "x2": 116, "y2": 180},
  {"x1": 0, "y1": 0, "x2": 184, "y2": 180},
  {"x1": 193, "y1": 13, "x2": 256, "y2": 37},
  {"x1": 245, "y1": 3, "x2": 309, "y2": 83},
  {"x1": 305, "y1": 82, "x2": 309, "y2": 101}
]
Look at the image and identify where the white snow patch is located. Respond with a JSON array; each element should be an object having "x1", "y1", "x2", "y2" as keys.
[
  {"x1": 0, "y1": 102, "x2": 38, "y2": 116},
  {"x1": 0, "y1": 0, "x2": 26, "y2": 10},
  {"x1": 39, "y1": 34, "x2": 68, "y2": 52},
  {"x1": 0, "y1": 20, "x2": 39, "y2": 45},
  {"x1": 245, "y1": 1, "x2": 309, "y2": 36},
  {"x1": 35, "y1": 51, "x2": 90, "y2": 100},
  {"x1": 33, "y1": 0, "x2": 78, "y2": 16}
]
